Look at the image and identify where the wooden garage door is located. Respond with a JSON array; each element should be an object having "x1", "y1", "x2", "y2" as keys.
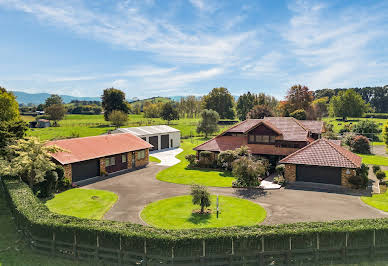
[
  {"x1": 149, "y1": 136, "x2": 158, "y2": 151},
  {"x1": 72, "y1": 159, "x2": 100, "y2": 182},
  {"x1": 296, "y1": 165, "x2": 341, "y2": 185},
  {"x1": 161, "y1": 134, "x2": 169, "y2": 149}
]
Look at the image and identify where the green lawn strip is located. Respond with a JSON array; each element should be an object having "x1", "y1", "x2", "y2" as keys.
[
  {"x1": 149, "y1": 156, "x2": 161, "y2": 163},
  {"x1": 156, "y1": 140, "x2": 235, "y2": 187},
  {"x1": 358, "y1": 154, "x2": 388, "y2": 166},
  {"x1": 141, "y1": 195, "x2": 266, "y2": 229},
  {"x1": 45, "y1": 188, "x2": 118, "y2": 219},
  {"x1": 372, "y1": 142, "x2": 385, "y2": 146},
  {"x1": 361, "y1": 191, "x2": 388, "y2": 212}
]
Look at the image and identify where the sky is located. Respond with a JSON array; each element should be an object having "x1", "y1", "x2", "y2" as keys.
[{"x1": 1, "y1": 0, "x2": 388, "y2": 99}]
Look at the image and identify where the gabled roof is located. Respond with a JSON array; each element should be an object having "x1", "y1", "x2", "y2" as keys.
[
  {"x1": 279, "y1": 138, "x2": 362, "y2": 168},
  {"x1": 47, "y1": 133, "x2": 153, "y2": 165},
  {"x1": 299, "y1": 120, "x2": 325, "y2": 134},
  {"x1": 227, "y1": 119, "x2": 282, "y2": 135},
  {"x1": 114, "y1": 125, "x2": 180, "y2": 137}
]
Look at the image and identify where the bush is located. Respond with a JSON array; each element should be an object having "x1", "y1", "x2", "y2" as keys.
[
  {"x1": 352, "y1": 120, "x2": 382, "y2": 141},
  {"x1": 275, "y1": 164, "x2": 285, "y2": 176},
  {"x1": 185, "y1": 154, "x2": 197, "y2": 167},
  {"x1": 373, "y1": 165, "x2": 381, "y2": 174},
  {"x1": 351, "y1": 135, "x2": 371, "y2": 154},
  {"x1": 218, "y1": 150, "x2": 237, "y2": 171},
  {"x1": 198, "y1": 151, "x2": 216, "y2": 168},
  {"x1": 376, "y1": 170, "x2": 386, "y2": 181},
  {"x1": 290, "y1": 109, "x2": 307, "y2": 120},
  {"x1": 273, "y1": 175, "x2": 286, "y2": 186},
  {"x1": 232, "y1": 157, "x2": 265, "y2": 187},
  {"x1": 342, "y1": 132, "x2": 356, "y2": 147}
]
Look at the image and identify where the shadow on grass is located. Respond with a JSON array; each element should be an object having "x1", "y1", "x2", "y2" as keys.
[
  {"x1": 187, "y1": 212, "x2": 212, "y2": 225},
  {"x1": 234, "y1": 188, "x2": 267, "y2": 199},
  {"x1": 184, "y1": 167, "x2": 234, "y2": 179}
]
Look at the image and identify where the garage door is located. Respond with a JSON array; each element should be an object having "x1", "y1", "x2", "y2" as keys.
[
  {"x1": 71, "y1": 159, "x2": 100, "y2": 182},
  {"x1": 296, "y1": 165, "x2": 341, "y2": 185},
  {"x1": 161, "y1": 134, "x2": 169, "y2": 149},
  {"x1": 149, "y1": 136, "x2": 158, "y2": 151}
]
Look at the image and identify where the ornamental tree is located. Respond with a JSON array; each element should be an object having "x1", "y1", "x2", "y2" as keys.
[
  {"x1": 108, "y1": 110, "x2": 128, "y2": 128},
  {"x1": 101, "y1": 88, "x2": 129, "y2": 121},
  {"x1": 191, "y1": 184, "x2": 211, "y2": 214},
  {"x1": 0, "y1": 87, "x2": 20, "y2": 122},
  {"x1": 45, "y1": 103, "x2": 66, "y2": 126},
  {"x1": 196, "y1": 109, "x2": 219, "y2": 138},
  {"x1": 232, "y1": 156, "x2": 265, "y2": 187}
]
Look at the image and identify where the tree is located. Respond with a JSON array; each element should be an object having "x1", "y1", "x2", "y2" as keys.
[
  {"x1": 45, "y1": 104, "x2": 66, "y2": 126},
  {"x1": 236, "y1": 92, "x2": 257, "y2": 121},
  {"x1": 0, "y1": 137, "x2": 62, "y2": 189},
  {"x1": 232, "y1": 156, "x2": 265, "y2": 187},
  {"x1": 352, "y1": 120, "x2": 382, "y2": 141},
  {"x1": 101, "y1": 88, "x2": 129, "y2": 120},
  {"x1": 290, "y1": 109, "x2": 307, "y2": 120},
  {"x1": 376, "y1": 170, "x2": 386, "y2": 182},
  {"x1": 218, "y1": 150, "x2": 238, "y2": 171},
  {"x1": 190, "y1": 184, "x2": 211, "y2": 214},
  {"x1": 329, "y1": 90, "x2": 369, "y2": 120},
  {"x1": 0, "y1": 87, "x2": 20, "y2": 122},
  {"x1": 246, "y1": 105, "x2": 273, "y2": 119},
  {"x1": 350, "y1": 135, "x2": 371, "y2": 154},
  {"x1": 202, "y1": 87, "x2": 235, "y2": 119},
  {"x1": 196, "y1": 109, "x2": 219, "y2": 138},
  {"x1": 44, "y1": 94, "x2": 63, "y2": 108},
  {"x1": 286, "y1": 85, "x2": 314, "y2": 113},
  {"x1": 108, "y1": 110, "x2": 128, "y2": 128},
  {"x1": 143, "y1": 102, "x2": 163, "y2": 118},
  {"x1": 160, "y1": 102, "x2": 179, "y2": 124},
  {"x1": 310, "y1": 97, "x2": 329, "y2": 119},
  {"x1": 383, "y1": 122, "x2": 388, "y2": 147},
  {"x1": 0, "y1": 119, "x2": 28, "y2": 155}
]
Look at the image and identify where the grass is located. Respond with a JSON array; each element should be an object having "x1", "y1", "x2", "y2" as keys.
[
  {"x1": 140, "y1": 195, "x2": 266, "y2": 229},
  {"x1": 149, "y1": 156, "x2": 161, "y2": 163},
  {"x1": 45, "y1": 188, "x2": 118, "y2": 219},
  {"x1": 156, "y1": 139, "x2": 236, "y2": 187},
  {"x1": 0, "y1": 185, "x2": 87, "y2": 265},
  {"x1": 23, "y1": 114, "x2": 233, "y2": 141},
  {"x1": 361, "y1": 191, "x2": 388, "y2": 212},
  {"x1": 357, "y1": 154, "x2": 388, "y2": 166}
]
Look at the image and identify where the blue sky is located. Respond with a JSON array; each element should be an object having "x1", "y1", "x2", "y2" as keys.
[{"x1": 1, "y1": 0, "x2": 388, "y2": 99}]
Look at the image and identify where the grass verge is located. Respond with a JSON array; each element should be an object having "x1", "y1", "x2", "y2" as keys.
[
  {"x1": 358, "y1": 154, "x2": 388, "y2": 166},
  {"x1": 45, "y1": 188, "x2": 118, "y2": 219},
  {"x1": 149, "y1": 156, "x2": 161, "y2": 163},
  {"x1": 140, "y1": 195, "x2": 266, "y2": 229},
  {"x1": 361, "y1": 191, "x2": 388, "y2": 212}
]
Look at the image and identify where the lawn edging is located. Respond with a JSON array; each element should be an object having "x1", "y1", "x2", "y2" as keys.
[{"x1": 3, "y1": 177, "x2": 388, "y2": 264}]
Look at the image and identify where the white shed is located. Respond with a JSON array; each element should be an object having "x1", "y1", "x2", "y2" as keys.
[{"x1": 112, "y1": 125, "x2": 180, "y2": 151}]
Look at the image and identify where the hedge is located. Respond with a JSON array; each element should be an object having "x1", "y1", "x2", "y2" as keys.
[
  {"x1": 364, "y1": 113, "x2": 388, "y2": 119},
  {"x1": 3, "y1": 178, "x2": 388, "y2": 263}
]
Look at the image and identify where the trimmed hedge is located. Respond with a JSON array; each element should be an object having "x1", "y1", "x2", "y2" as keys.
[{"x1": 3, "y1": 178, "x2": 388, "y2": 259}]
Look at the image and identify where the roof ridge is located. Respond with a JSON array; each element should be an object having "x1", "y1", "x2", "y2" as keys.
[
  {"x1": 48, "y1": 132, "x2": 129, "y2": 143},
  {"x1": 223, "y1": 119, "x2": 262, "y2": 135},
  {"x1": 193, "y1": 135, "x2": 220, "y2": 150},
  {"x1": 247, "y1": 120, "x2": 283, "y2": 135},
  {"x1": 323, "y1": 138, "x2": 359, "y2": 168},
  {"x1": 290, "y1": 117, "x2": 309, "y2": 132},
  {"x1": 280, "y1": 138, "x2": 322, "y2": 162}
]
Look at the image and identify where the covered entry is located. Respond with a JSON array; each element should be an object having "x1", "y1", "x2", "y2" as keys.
[
  {"x1": 71, "y1": 159, "x2": 100, "y2": 182},
  {"x1": 149, "y1": 136, "x2": 158, "y2": 151},
  {"x1": 296, "y1": 165, "x2": 341, "y2": 185}
]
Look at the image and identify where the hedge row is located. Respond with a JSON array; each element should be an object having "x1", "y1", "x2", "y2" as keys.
[
  {"x1": 364, "y1": 113, "x2": 388, "y2": 119},
  {"x1": 3, "y1": 178, "x2": 388, "y2": 254}
]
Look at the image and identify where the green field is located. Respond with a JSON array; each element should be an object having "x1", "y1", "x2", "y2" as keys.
[
  {"x1": 156, "y1": 139, "x2": 236, "y2": 187},
  {"x1": 140, "y1": 195, "x2": 266, "y2": 229},
  {"x1": 46, "y1": 188, "x2": 118, "y2": 219},
  {"x1": 23, "y1": 114, "x2": 232, "y2": 141},
  {"x1": 358, "y1": 154, "x2": 388, "y2": 166}
]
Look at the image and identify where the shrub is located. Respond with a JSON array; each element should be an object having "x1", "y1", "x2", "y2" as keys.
[
  {"x1": 342, "y1": 132, "x2": 356, "y2": 147},
  {"x1": 352, "y1": 120, "x2": 382, "y2": 141},
  {"x1": 373, "y1": 165, "x2": 381, "y2": 174},
  {"x1": 218, "y1": 150, "x2": 237, "y2": 171},
  {"x1": 235, "y1": 146, "x2": 249, "y2": 157},
  {"x1": 35, "y1": 170, "x2": 58, "y2": 198},
  {"x1": 351, "y1": 135, "x2": 371, "y2": 154},
  {"x1": 275, "y1": 164, "x2": 285, "y2": 176},
  {"x1": 376, "y1": 170, "x2": 386, "y2": 181},
  {"x1": 185, "y1": 154, "x2": 197, "y2": 167},
  {"x1": 57, "y1": 177, "x2": 71, "y2": 192},
  {"x1": 108, "y1": 110, "x2": 128, "y2": 128},
  {"x1": 290, "y1": 109, "x2": 307, "y2": 120},
  {"x1": 190, "y1": 184, "x2": 211, "y2": 214},
  {"x1": 349, "y1": 163, "x2": 369, "y2": 189},
  {"x1": 198, "y1": 151, "x2": 215, "y2": 168},
  {"x1": 232, "y1": 157, "x2": 265, "y2": 187},
  {"x1": 273, "y1": 175, "x2": 286, "y2": 186}
]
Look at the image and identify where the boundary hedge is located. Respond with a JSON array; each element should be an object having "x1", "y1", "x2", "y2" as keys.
[{"x1": 3, "y1": 178, "x2": 388, "y2": 265}]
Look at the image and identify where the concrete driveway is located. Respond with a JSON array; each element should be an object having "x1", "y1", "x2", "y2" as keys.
[
  {"x1": 150, "y1": 148, "x2": 183, "y2": 166},
  {"x1": 85, "y1": 163, "x2": 388, "y2": 226}
]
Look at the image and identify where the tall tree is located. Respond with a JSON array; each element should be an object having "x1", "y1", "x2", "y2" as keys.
[
  {"x1": 196, "y1": 109, "x2": 219, "y2": 138},
  {"x1": 246, "y1": 105, "x2": 273, "y2": 119},
  {"x1": 0, "y1": 87, "x2": 20, "y2": 122},
  {"x1": 236, "y1": 92, "x2": 257, "y2": 121},
  {"x1": 44, "y1": 94, "x2": 63, "y2": 108},
  {"x1": 202, "y1": 87, "x2": 235, "y2": 119},
  {"x1": 329, "y1": 90, "x2": 369, "y2": 120},
  {"x1": 286, "y1": 85, "x2": 314, "y2": 113},
  {"x1": 45, "y1": 104, "x2": 66, "y2": 126},
  {"x1": 160, "y1": 102, "x2": 179, "y2": 124},
  {"x1": 101, "y1": 88, "x2": 129, "y2": 121},
  {"x1": 0, "y1": 120, "x2": 28, "y2": 155}
]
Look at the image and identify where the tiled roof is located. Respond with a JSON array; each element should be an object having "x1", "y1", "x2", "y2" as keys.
[
  {"x1": 263, "y1": 117, "x2": 308, "y2": 141},
  {"x1": 279, "y1": 138, "x2": 362, "y2": 168},
  {"x1": 227, "y1": 119, "x2": 262, "y2": 133},
  {"x1": 300, "y1": 120, "x2": 324, "y2": 134},
  {"x1": 47, "y1": 133, "x2": 153, "y2": 164}
]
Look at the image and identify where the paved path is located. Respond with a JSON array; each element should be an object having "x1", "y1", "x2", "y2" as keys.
[
  {"x1": 85, "y1": 163, "x2": 388, "y2": 226},
  {"x1": 150, "y1": 148, "x2": 183, "y2": 166},
  {"x1": 372, "y1": 145, "x2": 387, "y2": 157}
]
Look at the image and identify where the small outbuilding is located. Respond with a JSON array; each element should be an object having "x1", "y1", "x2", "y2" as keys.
[
  {"x1": 112, "y1": 125, "x2": 180, "y2": 151},
  {"x1": 48, "y1": 133, "x2": 152, "y2": 183},
  {"x1": 280, "y1": 138, "x2": 362, "y2": 187}
]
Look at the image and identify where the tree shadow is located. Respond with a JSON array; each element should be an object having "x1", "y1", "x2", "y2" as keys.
[
  {"x1": 187, "y1": 212, "x2": 212, "y2": 225},
  {"x1": 234, "y1": 188, "x2": 267, "y2": 199}
]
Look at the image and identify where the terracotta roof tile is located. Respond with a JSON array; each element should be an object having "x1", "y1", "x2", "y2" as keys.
[
  {"x1": 263, "y1": 117, "x2": 308, "y2": 141},
  {"x1": 279, "y1": 138, "x2": 362, "y2": 168},
  {"x1": 47, "y1": 133, "x2": 153, "y2": 164},
  {"x1": 300, "y1": 120, "x2": 324, "y2": 134}
]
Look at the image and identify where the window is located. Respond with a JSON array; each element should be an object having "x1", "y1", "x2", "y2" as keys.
[
  {"x1": 137, "y1": 150, "x2": 145, "y2": 160},
  {"x1": 270, "y1": 136, "x2": 276, "y2": 143},
  {"x1": 262, "y1": 135, "x2": 269, "y2": 143},
  {"x1": 255, "y1": 135, "x2": 263, "y2": 142},
  {"x1": 249, "y1": 134, "x2": 255, "y2": 143},
  {"x1": 122, "y1": 154, "x2": 127, "y2": 163},
  {"x1": 105, "y1": 156, "x2": 116, "y2": 167},
  {"x1": 105, "y1": 158, "x2": 110, "y2": 167}
]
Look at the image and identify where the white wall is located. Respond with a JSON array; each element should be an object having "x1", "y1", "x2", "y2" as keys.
[{"x1": 169, "y1": 131, "x2": 181, "y2": 149}]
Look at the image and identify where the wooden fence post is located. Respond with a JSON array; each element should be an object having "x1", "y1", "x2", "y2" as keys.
[
  {"x1": 259, "y1": 236, "x2": 264, "y2": 266},
  {"x1": 73, "y1": 232, "x2": 77, "y2": 259},
  {"x1": 343, "y1": 232, "x2": 348, "y2": 262},
  {"x1": 143, "y1": 240, "x2": 147, "y2": 265},
  {"x1": 171, "y1": 246, "x2": 174, "y2": 265},
  {"x1": 371, "y1": 230, "x2": 376, "y2": 258},
  {"x1": 118, "y1": 235, "x2": 122, "y2": 266},
  {"x1": 51, "y1": 231, "x2": 56, "y2": 256},
  {"x1": 95, "y1": 234, "x2": 99, "y2": 262},
  {"x1": 315, "y1": 233, "x2": 319, "y2": 263},
  {"x1": 200, "y1": 240, "x2": 205, "y2": 265}
]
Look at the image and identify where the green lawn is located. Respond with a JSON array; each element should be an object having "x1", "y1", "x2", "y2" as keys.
[
  {"x1": 24, "y1": 114, "x2": 233, "y2": 141},
  {"x1": 156, "y1": 139, "x2": 236, "y2": 187},
  {"x1": 358, "y1": 154, "x2": 388, "y2": 166},
  {"x1": 46, "y1": 188, "x2": 118, "y2": 219},
  {"x1": 149, "y1": 156, "x2": 161, "y2": 163},
  {"x1": 362, "y1": 191, "x2": 388, "y2": 212},
  {"x1": 141, "y1": 195, "x2": 266, "y2": 229}
]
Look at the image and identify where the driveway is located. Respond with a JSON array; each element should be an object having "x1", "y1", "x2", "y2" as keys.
[
  {"x1": 85, "y1": 163, "x2": 388, "y2": 225},
  {"x1": 150, "y1": 148, "x2": 183, "y2": 166}
]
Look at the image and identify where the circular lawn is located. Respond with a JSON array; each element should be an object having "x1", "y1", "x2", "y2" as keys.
[{"x1": 140, "y1": 195, "x2": 266, "y2": 229}]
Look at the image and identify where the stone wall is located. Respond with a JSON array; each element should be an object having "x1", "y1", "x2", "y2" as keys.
[
  {"x1": 135, "y1": 149, "x2": 149, "y2": 168},
  {"x1": 284, "y1": 164, "x2": 296, "y2": 182},
  {"x1": 63, "y1": 164, "x2": 72, "y2": 182},
  {"x1": 99, "y1": 158, "x2": 106, "y2": 176},
  {"x1": 127, "y1": 152, "x2": 133, "y2": 169},
  {"x1": 341, "y1": 168, "x2": 357, "y2": 188}
]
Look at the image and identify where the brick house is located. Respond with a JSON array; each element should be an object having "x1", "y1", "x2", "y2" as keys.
[{"x1": 48, "y1": 133, "x2": 152, "y2": 183}]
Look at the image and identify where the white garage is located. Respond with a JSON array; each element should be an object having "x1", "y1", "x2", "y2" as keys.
[{"x1": 112, "y1": 125, "x2": 180, "y2": 151}]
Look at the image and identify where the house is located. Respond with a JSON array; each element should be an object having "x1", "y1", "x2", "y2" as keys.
[
  {"x1": 29, "y1": 119, "x2": 51, "y2": 128},
  {"x1": 47, "y1": 133, "x2": 152, "y2": 183},
  {"x1": 111, "y1": 125, "x2": 180, "y2": 151},
  {"x1": 280, "y1": 138, "x2": 362, "y2": 187},
  {"x1": 194, "y1": 117, "x2": 324, "y2": 162}
]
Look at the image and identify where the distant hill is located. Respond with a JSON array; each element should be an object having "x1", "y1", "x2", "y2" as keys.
[
  {"x1": 129, "y1": 96, "x2": 172, "y2": 105},
  {"x1": 12, "y1": 91, "x2": 101, "y2": 105}
]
